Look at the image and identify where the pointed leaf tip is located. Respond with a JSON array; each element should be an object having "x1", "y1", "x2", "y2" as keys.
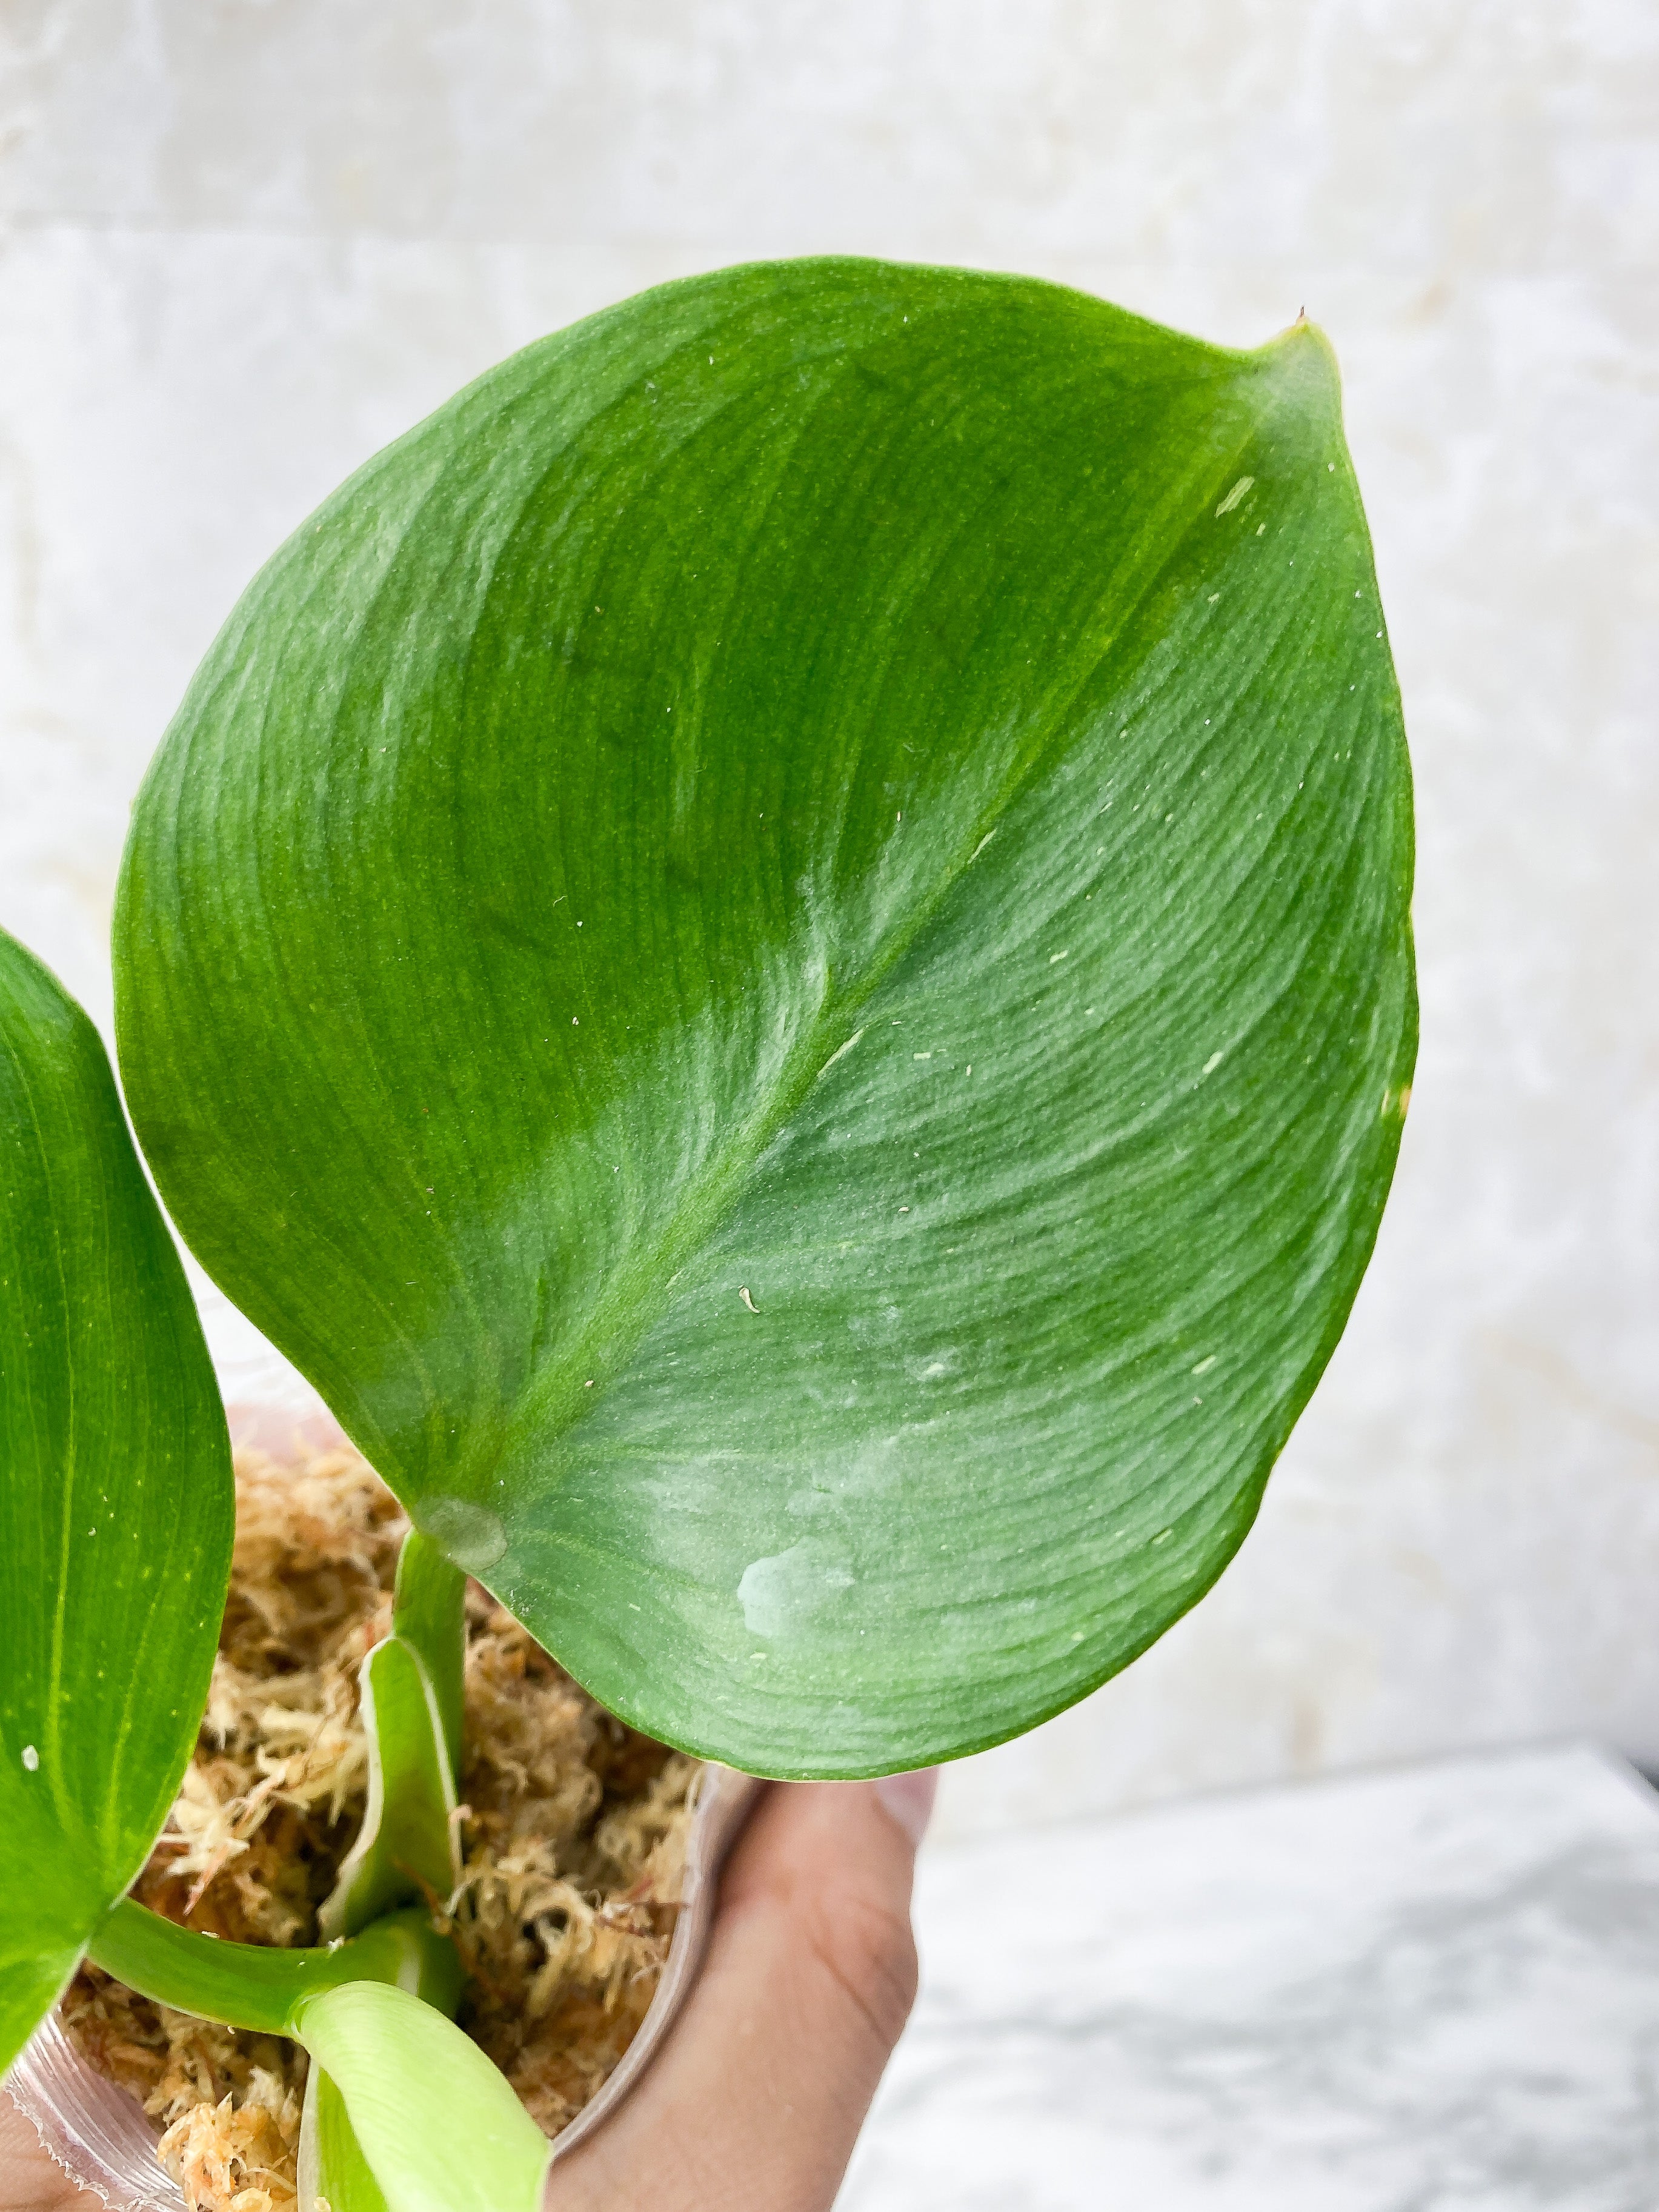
[{"x1": 1254, "y1": 314, "x2": 1344, "y2": 415}]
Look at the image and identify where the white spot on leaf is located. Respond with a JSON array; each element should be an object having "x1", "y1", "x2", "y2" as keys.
[
  {"x1": 419, "y1": 1498, "x2": 507, "y2": 1573},
  {"x1": 816, "y1": 1029, "x2": 865, "y2": 1081},
  {"x1": 739, "y1": 1544, "x2": 855, "y2": 1638}
]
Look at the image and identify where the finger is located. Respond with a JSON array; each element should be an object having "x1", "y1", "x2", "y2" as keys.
[
  {"x1": 0, "y1": 2090, "x2": 103, "y2": 2212},
  {"x1": 548, "y1": 1773, "x2": 937, "y2": 2212}
]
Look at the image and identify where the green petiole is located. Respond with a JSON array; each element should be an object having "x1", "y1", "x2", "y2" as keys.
[
  {"x1": 393, "y1": 1530, "x2": 467, "y2": 1787},
  {"x1": 85, "y1": 1897, "x2": 464, "y2": 2036}
]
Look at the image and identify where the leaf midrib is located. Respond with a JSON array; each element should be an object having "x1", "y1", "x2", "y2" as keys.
[{"x1": 490, "y1": 401, "x2": 1286, "y2": 1496}]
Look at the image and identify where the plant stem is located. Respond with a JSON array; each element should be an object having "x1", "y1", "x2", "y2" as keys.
[
  {"x1": 393, "y1": 1529, "x2": 467, "y2": 1784},
  {"x1": 86, "y1": 1898, "x2": 463, "y2": 2036}
]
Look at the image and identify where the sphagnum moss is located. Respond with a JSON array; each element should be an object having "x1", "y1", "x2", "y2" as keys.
[{"x1": 63, "y1": 1439, "x2": 694, "y2": 2212}]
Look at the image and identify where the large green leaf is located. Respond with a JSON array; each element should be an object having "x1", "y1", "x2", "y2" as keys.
[
  {"x1": 115, "y1": 257, "x2": 1415, "y2": 1778},
  {"x1": 0, "y1": 931, "x2": 233, "y2": 2071}
]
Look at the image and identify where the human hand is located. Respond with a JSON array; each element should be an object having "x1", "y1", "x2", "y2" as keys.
[{"x1": 2, "y1": 1773, "x2": 936, "y2": 2212}]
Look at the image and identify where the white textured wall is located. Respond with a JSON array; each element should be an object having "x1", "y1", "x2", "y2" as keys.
[{"x1": 2, "y1": 2, "x2": 1655, "y2": 1841}]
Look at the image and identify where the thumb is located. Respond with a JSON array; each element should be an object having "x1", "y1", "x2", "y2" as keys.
[
  {"x1": 0, "y1": 2090, "x2": 102, "y2": 2212},
  {"x1": 547, "y1": 1773, "x2": 937, "y2": 2212}
]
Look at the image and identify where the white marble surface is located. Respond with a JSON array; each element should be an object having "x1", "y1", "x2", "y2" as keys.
[
  {"x1": 2, "y1": 4, "x2": 1658, "y2": 1839},
  {"x1": 846, "y1": 1744, "x2": 1659, "y2": 2209}
]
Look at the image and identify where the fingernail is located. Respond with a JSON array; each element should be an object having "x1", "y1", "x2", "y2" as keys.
[{"x1": 874, "y1": 1768, "x2": 939, "y2": 1847}]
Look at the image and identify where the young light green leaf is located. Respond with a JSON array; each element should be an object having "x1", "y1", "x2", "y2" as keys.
[
  {"x1": 115, "y1": 258, "x2": 1415, "y2": 1778},
  {"x1": 0, "y1": 930, "x2": 233, "y2": 2073},
  {"x1": 318, "y1": 1636, "x2": 459, "y2": 1940},
  {"x1": 393, "y1": 1531, "x2": 467, "y2": 1784},
  {"x1": 299, "y1": 2069, "x2": 390, "y2": 2212},
  {"x1": 292, "y1": 1982, "x2": 552, "y2": 2212}
]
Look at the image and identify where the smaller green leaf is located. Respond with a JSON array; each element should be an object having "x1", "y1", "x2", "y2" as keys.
[
  {"x1": 85, "y1": 1898, "x2": 463, "y2": 2034},
  {"x1": 0, "y1": 929, "x2": 232, "y2": 2073},
  {"x1": 318, "y1": 1636, "x2": 458, "y2": 1941},
  {"x1": 299, "y1": 2069, "x2": 390, "y2": 2212},
  {"x1": 293, "y1": 1982, "x2": 552, "y2": 2212},
  {"x1": 391, "y1": 1533, "x2": 467, "y2": 1785}
]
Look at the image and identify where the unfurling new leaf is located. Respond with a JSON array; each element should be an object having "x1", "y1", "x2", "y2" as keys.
[{"x1": 293, "y1": 1983, "x2": 553, "y2": 2212}]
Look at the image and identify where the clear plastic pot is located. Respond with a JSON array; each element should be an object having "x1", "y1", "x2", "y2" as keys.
[{"x1": 10, "y1": 1764, "x2": 761, "y2": 2207}]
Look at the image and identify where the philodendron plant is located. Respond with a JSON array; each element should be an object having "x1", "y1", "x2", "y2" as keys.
[{"x1": 1, "y1": 259, "x2": 1415, "y2": 2210}]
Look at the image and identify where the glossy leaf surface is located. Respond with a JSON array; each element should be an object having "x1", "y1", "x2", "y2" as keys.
[
  {"x1": 0, "y1": 931, "x2": 233, "y2": 2071},
  {"x1": 293, "y1": 1984, "x2": 551, "y2": 2212},
  {"x1": 116, "y1": 258, "x2": 1415, "y2": 1776}
]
